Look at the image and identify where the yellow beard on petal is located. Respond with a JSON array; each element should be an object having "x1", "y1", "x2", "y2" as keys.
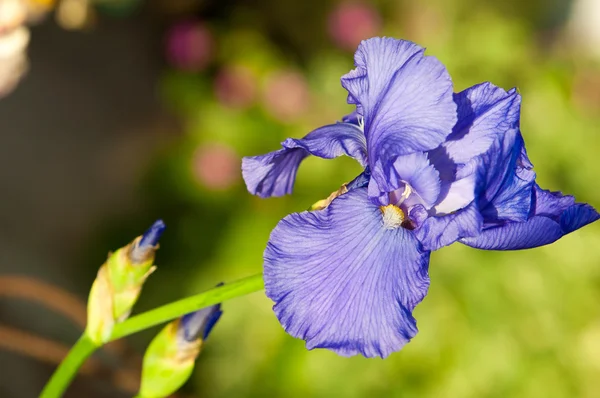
[{"x1": 380, "y1": 204, "x2": 405, "y2": 229}]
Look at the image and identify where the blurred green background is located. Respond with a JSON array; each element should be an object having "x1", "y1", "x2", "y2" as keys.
[{"x1": 1, "y1": 0, "x2": 599, "y2": 397}]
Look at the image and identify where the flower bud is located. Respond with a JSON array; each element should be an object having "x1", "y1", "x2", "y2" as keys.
[
  {"x1": 86, "y1": 220, "x2": 165, "y2": 345},
  {"x1": 138, "y1": 303, "x2": 222, "y2": 398}
]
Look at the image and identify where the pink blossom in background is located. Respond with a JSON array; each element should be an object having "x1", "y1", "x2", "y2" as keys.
[
  {"x1": 328, "y1": 2, "x2": 382, "y2": 51},
  {"x1": 165, "y1": 20, "x2": 213, "y2": 72},
  {"x1": 214, "y1": 65, "x2": 257, "y2": 109},
  {"x1": 192, "y1": 143, "x2": 240, "y2": 191},
  {"x1": 262, "y1": 70, "x2": 310, "y2": 122}
]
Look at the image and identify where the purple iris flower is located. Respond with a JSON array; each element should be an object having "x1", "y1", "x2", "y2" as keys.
[{"x1": 242, "y1": 38, "x2": 599, "y2": 358}]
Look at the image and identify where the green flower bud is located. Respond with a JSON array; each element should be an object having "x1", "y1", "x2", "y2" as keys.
[
  {"x1": 86, "y1": 220, "x2": 165, "y2": 345},
  {"x1": 138, "y1": 303, "x2": 222, "y2": 398}
]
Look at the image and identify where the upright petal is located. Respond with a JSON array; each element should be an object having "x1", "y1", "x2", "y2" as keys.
[
  {"x1": 264, "y1": 188, "x2": 430, "y2": 358},
  {"x1": 461, "y1": 185, "x2": 599, "y2": 250},
  {"x1": 472, "y1": 130, "x2": 536, "y2": 222},
  {"x1": 242, "y1": 123, "x2": 366, "y2": 197},
  {"x1": 341, "y1": 38, "x2": 456, "y2": 175},
  {"x1": 434, "y1": 127, "x2": 535, "y2": 222},
  {"x1": 369, "y1": 152, "x2": 441, "y2": 208},
  {"x1": 432, "y1": 172, "x2": 476, "y2": 215},
  {"x1": 444, "y1": 83, "x2": 521, "y2": 163},
  {"x1": 480, "y1": 131, "x2": 536, "y2": 222},
  {"x1": 430, "y1": 83, "x2": 522, "y2": 215}
]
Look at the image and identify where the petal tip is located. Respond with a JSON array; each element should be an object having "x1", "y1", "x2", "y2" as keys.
[{"x1": 139, "y1": 219, "x2": 166, "y2": 248}]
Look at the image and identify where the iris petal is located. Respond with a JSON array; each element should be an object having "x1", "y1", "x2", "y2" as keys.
[
  {"x1": 431, "y1": 83, "x2": 522, "y2": 214},
  {"x1": 433, "y1": 174, "x2": 476, "y2": 215},
  {"x1": 369, "y1": 152, "x2": 441, "y2": 208},
  {"x1": 476, "y1": 130, "x2": 536, "y2": 222},
  {"x1": 445, "y1": 83, "x2": 521, "y2": 163},
  {"x1": 416, "y1": 202, "x2": 483, "y2": 251},
  {"x1": 534, "y1": 185, "x2": 575, "y2": 217},
  {"x1": 242, "y1": 123, "x2": 366, "y2": 198},
  {"x1": 461, "y1": 185, "x2": 600, "y2": 250},
  {"x1": 264, "y1": 187, "x2": 430, "y2": 358},
  {"x1": 341, "y1": 38, "x2": 456, "y2": 181}
]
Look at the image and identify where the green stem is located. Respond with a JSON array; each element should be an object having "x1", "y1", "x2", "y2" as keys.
[
  {"x1": 39, "y1": 334, "x2": 98, "y2": 398},
  {"x1": 40, "y1": 273, "x2": 264, "y2": 397},
  {"x1": 110, "y1": 273, "x2": 264, "y2": 341}
]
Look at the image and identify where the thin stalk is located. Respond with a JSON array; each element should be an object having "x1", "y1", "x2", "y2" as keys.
[
  {"x1": 110, "y1": 273, "x2": 264, "y2": 341},
  {"x1": 39, "y1": 334, "x2": 98, "y2": 398},
  {"x1": 40, "y1": 273, "x2": 264, "y2": 398}
]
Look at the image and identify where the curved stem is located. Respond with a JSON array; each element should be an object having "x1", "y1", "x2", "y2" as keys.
[
  {"x1": 110, "y1": 273, "x2": 264, "y2": 341},
  {"x1": 39, "y1": 334, "x2": 98, "y2": 398},
  {"x1": 40, "y1": 273, "x2": 264, "y2": 397}
]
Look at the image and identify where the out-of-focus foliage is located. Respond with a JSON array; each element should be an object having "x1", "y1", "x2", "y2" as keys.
[{"x1": 99, "y1": 0, "x2": 600, "y2": 397}]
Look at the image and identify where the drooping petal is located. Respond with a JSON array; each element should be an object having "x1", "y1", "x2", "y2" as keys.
[
  {"x1": 430, "y1": 83, "x2": 522, "y2": 214},
  {"x1": 264, "y1": 187, "x2": 430, "y2": 358},
  {"x1": 369, "y1": 152, "x2": 440, "y2": 208},
  {"x1": 416, "y1": 202, "x2": 483, "y2": 251},
  {"x1": 341, "y1": 38, "x2": 456, "y2": 177},
  {"x1": 461, "y1": 185, "x2": 599, "y2": 250},
  {"x1": 242, "y1": 123, "x2": 366, "y2": 197},
  {"x1": 534, "y1": 186, "x2": 575, "y2": 217},
  {"x1": 242, "y1": 148, "x2": 306, "y2": 198}
]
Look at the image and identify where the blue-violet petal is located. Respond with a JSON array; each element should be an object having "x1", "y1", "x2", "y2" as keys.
[
  {"x1": 341, "y1": 38, "x2": 456, "y2": 179},
  {"x1": 242, "y1": 123, "x2": 366, "y2": 198},
  {"x1": 461, "y1": 185, "x2": 599, "y2": 250},
  {"x1": 264, "y1": 187, "x2": 430, "y2": 358}
]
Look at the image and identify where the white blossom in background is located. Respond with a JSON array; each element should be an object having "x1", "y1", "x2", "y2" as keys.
[
  {"x1": 569, "y1": 0, "x2": 600, "y2": 59},
  {"x1": 0, "y1": 0, "x2": 27, "y2": 33},
  {"x1": 0, "y1": 0, "x2": 29, "y2": 98}
]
